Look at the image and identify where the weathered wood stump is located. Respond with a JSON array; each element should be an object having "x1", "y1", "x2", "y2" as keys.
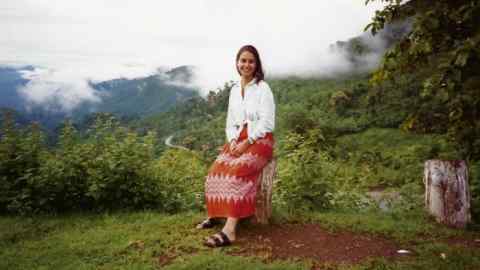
[
  {"x1": 424, "y1": 160, "x2": 471, "y2": 228},
  {"x1": 253, "y1": 159, "x2": 276, "y2": 225}
]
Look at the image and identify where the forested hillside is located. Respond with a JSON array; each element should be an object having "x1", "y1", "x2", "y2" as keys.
[
  {"x1": 0, "y1": 66, "x2": 199, "y2": 134},
  {"x1": 4, "y1": 70, "x2": 475, "y2": 216}
]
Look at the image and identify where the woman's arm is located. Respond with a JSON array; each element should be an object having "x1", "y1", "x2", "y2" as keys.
[
  {"x1": 225, "y1": 85, "x2": 237, "y2": 143},
  {"x1": 248, "y1": 82, "x2": 275, "y2": 143}
]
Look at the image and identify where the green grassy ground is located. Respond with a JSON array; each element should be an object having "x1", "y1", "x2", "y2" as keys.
[
  {"x1": 331, "y1": 128, "x2": 459, "y2": 189},
  {"x1": 1, "y1": 210, "x2": 479, "y2": 270}
]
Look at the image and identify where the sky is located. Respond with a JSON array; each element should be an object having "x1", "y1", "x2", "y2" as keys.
[{"x1": 0, "y1": 0, "x2": 385, "y2": 110}]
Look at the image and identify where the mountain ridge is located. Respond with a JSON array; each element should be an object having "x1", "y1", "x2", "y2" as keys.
[{"x1": 0, "y1": 65, "x2": 199, "y2": 130}]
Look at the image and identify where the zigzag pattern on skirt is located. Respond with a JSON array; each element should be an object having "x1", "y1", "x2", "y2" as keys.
[{"x1": 205, "y1": 125, "x2": 274, "y2": 218}]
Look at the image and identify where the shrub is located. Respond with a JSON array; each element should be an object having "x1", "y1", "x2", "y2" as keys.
[
  {"x1": 149, "y1": 149, "x2": 207, "y2": 213},
  {"x1": 276, "y1": 130, "x2": 336, "y2": 213},
  {"x1": 471, "y1": 161, "x2": 480, "y2": 223},
  {"x1": 0, "y1": 112, "x2": 46, "y2": 214},
  {"x1": 0, "y1": 115, "x2": 209, "y2": 214}
]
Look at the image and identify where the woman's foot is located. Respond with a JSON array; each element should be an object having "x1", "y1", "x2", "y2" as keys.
[
  {"x1": 204, "y1": 229, "x2": 236, "y2": 248},
  {"x1": 195, "y1": 218, "x2": 218, "y2": 229}
]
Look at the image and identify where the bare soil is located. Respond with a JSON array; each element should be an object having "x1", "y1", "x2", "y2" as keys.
[
  {"x1": 156, "y1": 222, "x2": 479, "y2": 268},
  {"x1": 230, "y1": 223, "x2": 406, "y2": 265},
  {"x1": 445, "y1": 237, "x2": 480, "y2": 249}
]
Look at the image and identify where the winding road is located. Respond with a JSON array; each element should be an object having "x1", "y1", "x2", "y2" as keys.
[{"x1": 164, "y1": 134, "x2": 190, "y2": 151}]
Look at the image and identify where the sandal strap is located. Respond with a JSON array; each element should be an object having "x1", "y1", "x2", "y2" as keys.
[
  {"x1": 204, "y1": 232, "x2": 232, "y2": 247},
  {"x1": 203, "y1": 219, "x2": 213, "y2": 226},
  {"x1": 198, "y1": 218, "x2": 214, "y2": 229},
  {"x1": 218, "y1": 231, "x2": 231, "y2": 246},
  {"x1": 213, "y1": 236, "x2": 222, "y2": 246}
]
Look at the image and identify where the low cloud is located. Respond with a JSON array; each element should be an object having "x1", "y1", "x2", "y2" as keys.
[
  {"x1": 18, "y1": 67, "x2": 101, "y2": 112},
  {"x1": 1, "y1": 0, "x2": 388, "y2": 109}
]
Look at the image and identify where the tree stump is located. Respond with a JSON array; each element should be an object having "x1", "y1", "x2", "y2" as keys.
[
  {"x1": 424, "y1": 160, "x2": 471, "y2": 228},
  {"x1": 253, "y1": 159, "x2": 276, "y2": 225}
]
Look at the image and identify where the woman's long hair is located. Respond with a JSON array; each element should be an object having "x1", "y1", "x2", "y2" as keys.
[{"x1": 236, "y1": 45, "x2": 264, "y2": 83}]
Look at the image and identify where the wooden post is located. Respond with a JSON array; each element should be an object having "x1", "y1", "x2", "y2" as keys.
[
  {"x1": 253, "y1": 159, "x2": 276, "y2": 225},
  {"x1": 424, "y1": 160, "x2": 471, "y2": 228}
]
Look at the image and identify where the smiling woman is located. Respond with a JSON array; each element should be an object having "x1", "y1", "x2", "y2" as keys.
[{"x1": 196, "y1": 45, "x2": 275, "y2": 248}]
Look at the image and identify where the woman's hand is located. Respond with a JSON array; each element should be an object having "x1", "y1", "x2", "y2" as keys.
[{"x1": 231, "y1": 140, "x2": 249, "y2": 157}]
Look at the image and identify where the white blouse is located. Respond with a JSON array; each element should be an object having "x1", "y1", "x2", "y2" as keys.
[{"x1": 225, "y1": 79, "x2": 275, "y2": 143}]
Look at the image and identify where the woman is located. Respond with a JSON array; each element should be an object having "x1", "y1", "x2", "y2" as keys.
[{"x1": 197, "y1": 45, "x2": 275, "y2": 248}]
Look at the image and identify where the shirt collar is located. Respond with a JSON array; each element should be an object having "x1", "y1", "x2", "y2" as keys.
[{"x1": 238, "y1": 77, "x2": 257, "y2": 88}]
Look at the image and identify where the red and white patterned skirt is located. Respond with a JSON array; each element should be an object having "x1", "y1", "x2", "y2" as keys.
[{"x1": 205, "y1": 125, "x2": 274, "y2": 218}]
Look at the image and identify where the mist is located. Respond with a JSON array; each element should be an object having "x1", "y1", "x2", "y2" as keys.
[{"x1": 0, "y1": 0, "x2": 387, "y2": 110}]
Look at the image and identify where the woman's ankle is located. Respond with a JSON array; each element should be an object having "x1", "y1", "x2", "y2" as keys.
[{"x1": 222, "y1": 226, "x2": 236, "y2": 239}]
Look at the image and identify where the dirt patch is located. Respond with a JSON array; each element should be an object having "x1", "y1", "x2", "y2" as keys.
[
  {"x1": 445, "y1": 237, "x2": 480, "y2": 249},
  {"x1": 155, "y1": 246, "x2": 200, "y2": 267},
  {"x1": 231, "y1": 223, "x2": 405, "y2": 265},
  {"x1": 157, "y1": 253, "x2": 178, "y2": 267}
]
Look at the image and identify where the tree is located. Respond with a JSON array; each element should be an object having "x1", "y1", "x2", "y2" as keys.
[{"x1": 366, "y1": 0, "x2": 480, "y2": 159}]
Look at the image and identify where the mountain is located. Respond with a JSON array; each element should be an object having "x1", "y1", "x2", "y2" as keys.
[
  {"x1": 0, "y1": 65, "x2": 199, "y2": 130},
  {"x1": 329, "y1": 20, "x2": 412, "y2": 70},
  {"x1": 0, "y1": 66, "x2": 31, "y2": 111},
  {"x1": 83, "y1": 65, "x2": 198, "y2": 118}
]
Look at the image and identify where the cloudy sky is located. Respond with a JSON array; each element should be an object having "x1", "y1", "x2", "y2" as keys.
[{"x1": 1, "y1": 0, "x2": 384, "y2": 109}]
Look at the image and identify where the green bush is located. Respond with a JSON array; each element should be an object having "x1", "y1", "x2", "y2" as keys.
[
  {"x1": 276, "y1": 130, "x2": 336, "y2": 213},
  {"x1": 149, "y1": 149, "x2": 207, "y2": 213},
  {"x1": 0, "y1": 114, "x2": 208, "y2": 214},
  {"x1": 471, "y1": 160, "x2": 480, "y2": 223},
  {"x1": 0, "y1": 112, "x2": 46, "y2": 214},
  {"x1": 81, "y1": 117, "x2": 161, "y2": 210}
]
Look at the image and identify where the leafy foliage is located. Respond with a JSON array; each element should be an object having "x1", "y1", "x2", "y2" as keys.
[
  {"x1": 275, "y1": 129, "x2": 336, "y2": 213},
  {"x1": 0, "y1": 112, "x2": 205, "y2": 214},
  {"x1": 149, "y1": 149, "x2": 207, "y2": 213},
  {"x1": 0, "y1": 111, "x2": 46, "y2": 213},
  {"x1": 367, "y1": 0, "x2": 480, "y2": 160}
]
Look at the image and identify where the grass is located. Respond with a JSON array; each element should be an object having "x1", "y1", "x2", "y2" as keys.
[
  {"x1": 331, "y1": 128, "x2": 460, "y2": 189},
  {"x1": 1, "y1": 210, "x2": 479, "y2": 270},
  {"x1": 0, "y1": 211, "x2": 204, "y2": 269},
  {"x1": 162, "y1": 253, "x2": 305, "y2": 270},
  {"x1": 305, "y1": 209, "x2": 473, "y2": 242}
]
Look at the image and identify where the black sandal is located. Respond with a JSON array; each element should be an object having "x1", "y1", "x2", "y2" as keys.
[
  {"x1": 204, "y1": 231, "x2": 232, "y2": 248},
  {"x1": 195, "y1": 218, "x2": 218, "y2": 229}
]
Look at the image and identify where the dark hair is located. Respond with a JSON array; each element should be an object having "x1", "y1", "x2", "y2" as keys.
[{"x1": 235, "y1": 45, "x2": 264, "y2": 83}]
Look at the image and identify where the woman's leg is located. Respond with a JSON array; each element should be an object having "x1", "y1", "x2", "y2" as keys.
[{"x1": 222, "y1": 217, "x2": 238, "y2": 241}]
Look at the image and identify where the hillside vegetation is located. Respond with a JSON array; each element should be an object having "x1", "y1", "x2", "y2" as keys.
[{"x1": 4, "y1": 70, "x2": 476, "y2": 217}]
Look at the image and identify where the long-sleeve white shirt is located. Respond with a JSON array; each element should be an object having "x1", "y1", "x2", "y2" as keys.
[{"x1": 225, "y1": 79, "x2": 275, "y2": 143}]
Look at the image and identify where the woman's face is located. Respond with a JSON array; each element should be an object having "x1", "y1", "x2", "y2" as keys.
[{"x1": 237, "y1": 51, "x2": 256, "y2": 79}]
